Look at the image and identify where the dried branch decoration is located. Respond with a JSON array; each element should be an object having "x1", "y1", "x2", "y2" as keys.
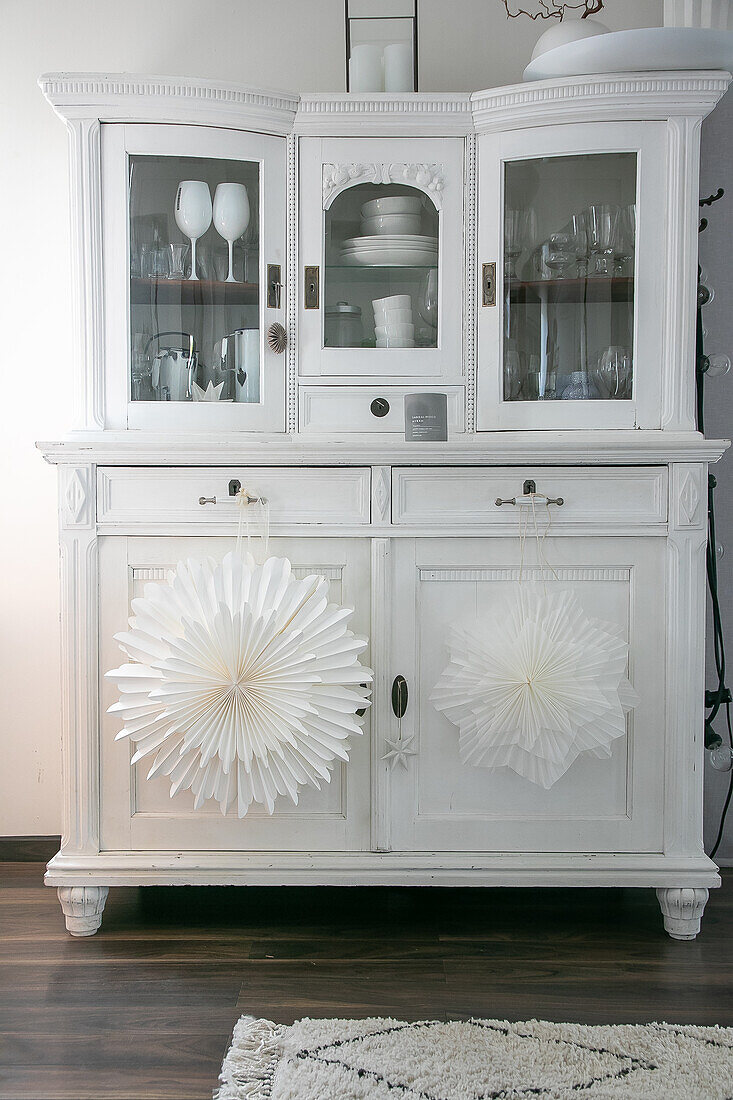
[{"x1": 501, "y1": 0, "x2": 604, "y2": 19}]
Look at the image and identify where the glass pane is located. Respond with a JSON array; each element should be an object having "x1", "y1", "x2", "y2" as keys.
[
  {"x1": 324, "y1": 182, "x2": 438, "y2": 352},
  {"x1": 503, "y1": 153, "x2": 636, "y2": 402},
  {"x1": 129, "y1": 154, "x2": 260, "y2": 403}
]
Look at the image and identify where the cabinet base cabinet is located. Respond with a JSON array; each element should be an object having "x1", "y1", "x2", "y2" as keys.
[{"x1": 47, "y1": 860, "x2": 718, "y2": 939}]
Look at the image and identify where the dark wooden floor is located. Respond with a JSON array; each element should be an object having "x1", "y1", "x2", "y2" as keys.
[{"x1": 1, "y1": 864, "x2": 731, "y2": 1100}]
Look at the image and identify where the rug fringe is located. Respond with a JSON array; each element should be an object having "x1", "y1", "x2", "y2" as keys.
[{"x1": 213, "y1": 1015, "x2": 282, "y2": 1100}]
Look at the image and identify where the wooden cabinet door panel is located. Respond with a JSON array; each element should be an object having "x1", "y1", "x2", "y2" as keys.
[
  {"x1": 388, "y1": 536, "x2": 665, "y2": 853},
  {"x1": 99, "y1": 535, "x2": 371, "y2": 852}
]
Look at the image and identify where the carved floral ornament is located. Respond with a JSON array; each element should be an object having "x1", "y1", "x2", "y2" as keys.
[{"x1": 323, "y1": 163, "x2": 445, "y2": 209}]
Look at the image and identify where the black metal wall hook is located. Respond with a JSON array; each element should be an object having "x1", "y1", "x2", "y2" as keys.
[{"x1": 699, "y1": 188, "x2": 725, "y2": 234}]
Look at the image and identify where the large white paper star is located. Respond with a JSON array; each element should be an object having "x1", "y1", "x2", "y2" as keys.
[
  {"x1": 106, "y1": 553, "x2": 372, "y2": 815},
  {"x1": 430, "y1": 586, "x2": 638, "y2": 788}
]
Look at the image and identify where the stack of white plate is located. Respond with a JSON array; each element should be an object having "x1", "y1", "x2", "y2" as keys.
[
  {"x1": 341, "y1": 234, "x2": 438, "y2": 267},
  {"x1": 338, "y1": 195, "x2": 438, "y2": 267}
]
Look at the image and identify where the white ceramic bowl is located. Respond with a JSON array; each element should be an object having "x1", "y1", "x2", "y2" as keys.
[
  {"x1": 361, "y1": 196, "x2": 422, "y2": 219},
  {"x1": 376, "y1": 335, "x2": 416, "y2": 348},
  {"x1": 361, "y1": 213, "x2": 422, "y2": 236},
  {"x1": 376, "y1": 323, "x2": 415, "y2": 340},
  {"x1": 373, "y1": 307, "x2": 413, "y2": 326},
  {"x1": 372, "y1": 294, "x2": 412, "y2": 311}
]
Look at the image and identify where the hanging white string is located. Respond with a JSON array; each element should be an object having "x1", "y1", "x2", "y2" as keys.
[
  {"x1": 235, "y1": 488, "x2": 270, "y2": 562},
  {"x1": 517, "y1": 494, "x2": 559, "y2": 593}
]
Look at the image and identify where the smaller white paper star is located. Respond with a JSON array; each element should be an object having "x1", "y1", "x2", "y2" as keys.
[{"x1": 382, "y1": 735, "x2": 417, "y2": 771}]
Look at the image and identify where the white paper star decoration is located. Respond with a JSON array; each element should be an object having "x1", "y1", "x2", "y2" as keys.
[
  {"x1": 106, "y1": 553, "x2": 372, "y2": 816},
  {"x1": 430, "y1": 586, "x2": 639, "y2": 789},
  {"x1": 192, "y1": 379, "x2": 225, "y2": 401},
  {"x1": 382, "y1": 734, "x2": 417, "y2": 771}
]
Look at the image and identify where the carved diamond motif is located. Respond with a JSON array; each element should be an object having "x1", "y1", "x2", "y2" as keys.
[
  {"x1": 374, "y1": 468, "x2": 390, "y2": 523},
  {"x1": 64, "y1": 468, "x2": 90, "y2": 526},
  {"x1": 679, "y1": 472, "x2": 701, "y2": 526}
]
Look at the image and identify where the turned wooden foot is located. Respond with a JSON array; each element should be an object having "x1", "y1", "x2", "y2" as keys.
[
  {"x1": 656, "y1": 887, "x2": 709, "y2": 940},
  {"x1": 57, "y1": 886, "x2": 109, "y2": 937}
]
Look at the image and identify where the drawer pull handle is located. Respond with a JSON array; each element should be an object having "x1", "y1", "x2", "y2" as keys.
[
  {"x1": 198, "y1": 493, "x2": 268, "y2": 507},
  {"x1": 495, "y1": 494, "x2": 564, "y2": 508}
]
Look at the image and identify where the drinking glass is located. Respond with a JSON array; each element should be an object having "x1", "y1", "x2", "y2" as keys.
[
  {"x1": 174, "y1": 181, "x2": 212, "y2": 281},
  {"x1": 545, "y1": 232, "x2": 574, "y2": 279},
  {"x1": 614, "y1": 204, "x2": 636, "y2": 276},
  {"x1": 213, "y1": 183, "x2": 250, "y2": 283},
  {"x1": 504, "y1": 209, "x2": 525, "y2": 280},
  {"x1": 586, "y1": 204, "x2": 619, "y2": 277},
  {"x1": 418, "y1": 268, "x2": 438, "y2": 327},
  {"x1": 504, "y1": 346, "x2": 523, "y2": 399},
  {"x1": 593, "y1": 346, "x2": 633, "y2": 399},
  {"x1": 167, "y1": 243, "x2": 188, "y2": 279},
  {"x1": 570, "y1": 212, "x2": 590, "y2": 278}
]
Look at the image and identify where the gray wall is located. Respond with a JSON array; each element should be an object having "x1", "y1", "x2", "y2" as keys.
[
  {"x1": 700, "y1": 90, "x2": 733, "y2": 862},
  {"x1": 2, "y1": 0, "x2": 731, "y2": 851}
]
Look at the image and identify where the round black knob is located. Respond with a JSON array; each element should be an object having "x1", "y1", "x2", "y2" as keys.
[{"x1": 370, "y1": 397, "x2": 390, "y2": 418}]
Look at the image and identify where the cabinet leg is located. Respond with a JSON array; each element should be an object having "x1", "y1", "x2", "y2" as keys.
[
  {"x1": 57, "y1": 886, "x2": 109, "y2": 937},
  {"x1": 656, "y1": 887, "x2": 709, "y2": 940}
]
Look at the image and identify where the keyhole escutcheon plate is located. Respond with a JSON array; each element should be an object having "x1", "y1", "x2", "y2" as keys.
[{"x1": 304, "y1": 265, "x2": 319, "y2": 310}]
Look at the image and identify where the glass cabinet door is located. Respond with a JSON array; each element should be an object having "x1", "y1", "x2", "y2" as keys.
[
  {"x1": 477, "y1": 123, "x2": 666, "y2": 430},
  {"x1": 102, "y1": 124, "x2": 286, "y2": 430},
  {"x1": 299, "y1": 138, "x2": 465, "y2": 383}
]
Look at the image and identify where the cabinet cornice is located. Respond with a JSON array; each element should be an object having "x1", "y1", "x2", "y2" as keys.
[{"x1": 471, "y1": 70, "x2": 730, "y2": 132}]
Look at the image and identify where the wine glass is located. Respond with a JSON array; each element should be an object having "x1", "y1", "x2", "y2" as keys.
[
  {"x1": 586, "y1": 203, "x2": 619, "y2": 277},
  {"x1": 544, "y1": 232, "x2": 574, "y2": 279},
  {"x1": 418, "y1": 268, "x2": 438, "y2": 328},
  {"x1": 593, "y1": 346, "x2": 633, "y2": 399},
  {"x1": 175, "y1": 181, "x2": 212, "y2": 281},
  {"x1": 504, "y1": 209, "x2": 525, "y2": 280},
  {"x1": 213, "y1": 183, "x2": 250, "y2": 283},
  {"x1": 614, "y1": 204, "x2": 636, "y2": 276},
  {"x1": 569, "y1": 212, "x2": 590, "y2": 278}
]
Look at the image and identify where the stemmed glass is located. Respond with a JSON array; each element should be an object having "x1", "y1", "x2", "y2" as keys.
[
  {"x1": 213, "y1": 183, "x2": 250, "y2": 283},
  {"x1": 544, "y1": 232, "x2": 575, "y2": 279},
  {"x1": 418, "y1": 268, "x2": 438, "y2": 328},
  {"x1": 586, "y1": 204, "x2": 619, "y2": 277},
  {"x1": 175, "y1": 181, "x2": 212, "y2": 281},
  {"x1": 614, "y1": 204, "x2": 636, "y2": 276},
  {"x1": 569, "y1": 212, "x2": 590, "y2": 278},
  {"x1": 504, "y1": 209, "x2": 525, "y2": 280}
]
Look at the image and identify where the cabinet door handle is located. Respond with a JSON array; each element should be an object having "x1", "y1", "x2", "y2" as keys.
[
  {"x1": 304, "y1": 265, "x2": 319, "y2": 310},
  {"x1": 482, "y1": 261, "x2": 496, "y2": 307},
  {"x1": 391, "y1": 675, "x2": 408, "y2": 719}
]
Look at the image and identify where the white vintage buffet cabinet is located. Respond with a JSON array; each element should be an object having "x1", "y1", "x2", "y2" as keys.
[{"x1": 38, "y1": 69, "x2": 731, "y2": 938}]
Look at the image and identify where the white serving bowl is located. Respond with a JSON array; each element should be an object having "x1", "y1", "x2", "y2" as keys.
[
  {"x1": 373, "y1": 307, "x2": 413, "y2": 326},
  {"x1": 376, "y1": 335, "x2": 416, "y2": 348},
  {"x1": 361, "y1": 196, "x2": 422, "y2": 219},
  {"x1": 372, "y1": 294, "x2": 412, "y2": 311},
  {"x1": 376, "y1": 322, "x2": 415, "y2": 340},
  {"x1": 361, "y1": 213, "x2": 422, "y2": 236}
]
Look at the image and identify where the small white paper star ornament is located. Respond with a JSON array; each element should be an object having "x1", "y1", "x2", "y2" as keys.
[
  {"x1": 430, "y1": 585, "x2": 639, "y2": 789},
  {"x1": 106, "y1": 553, "x2": 372, "y2": 815}
]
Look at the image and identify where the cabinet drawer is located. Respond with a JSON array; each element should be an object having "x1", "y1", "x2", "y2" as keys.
[
  {"x1": 392, "y1": 467, "x2": 668, "y2": 529},
  {"x1": 299, "y1": 387, "x2": 465, "y2": 435},
  {"x1": 97, "y1": 467, "x2": 371, "y2": 529}
]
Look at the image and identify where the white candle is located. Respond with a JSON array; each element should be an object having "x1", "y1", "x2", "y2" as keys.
[
  {"x1": 383, "y1": 42, "x2": 413, "y2": 92},
  {"x1": 349, "y1": 44, "x2": 383, "y2": 92}
]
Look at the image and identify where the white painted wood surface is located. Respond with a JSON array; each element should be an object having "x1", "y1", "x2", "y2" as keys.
[{"x1": 37, "y1": 70, "x2": 731, "y2": 938}]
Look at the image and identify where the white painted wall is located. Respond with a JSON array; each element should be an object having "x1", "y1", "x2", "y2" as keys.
[{"x1": 10, "y1": 0, "x2": 733, "y2": 849}]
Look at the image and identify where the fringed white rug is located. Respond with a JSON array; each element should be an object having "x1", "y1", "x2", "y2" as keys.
[{"x1": 214, "y1": 1015, "x2": 733, "y2": 1099}]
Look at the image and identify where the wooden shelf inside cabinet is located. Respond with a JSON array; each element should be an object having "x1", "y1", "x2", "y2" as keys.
[
  {"x1": 507, "y1": 276, "x2": 634, "y2": 305},
  {"x1": 130, "y1": 277, "x2": 259, "y2": 307}
]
